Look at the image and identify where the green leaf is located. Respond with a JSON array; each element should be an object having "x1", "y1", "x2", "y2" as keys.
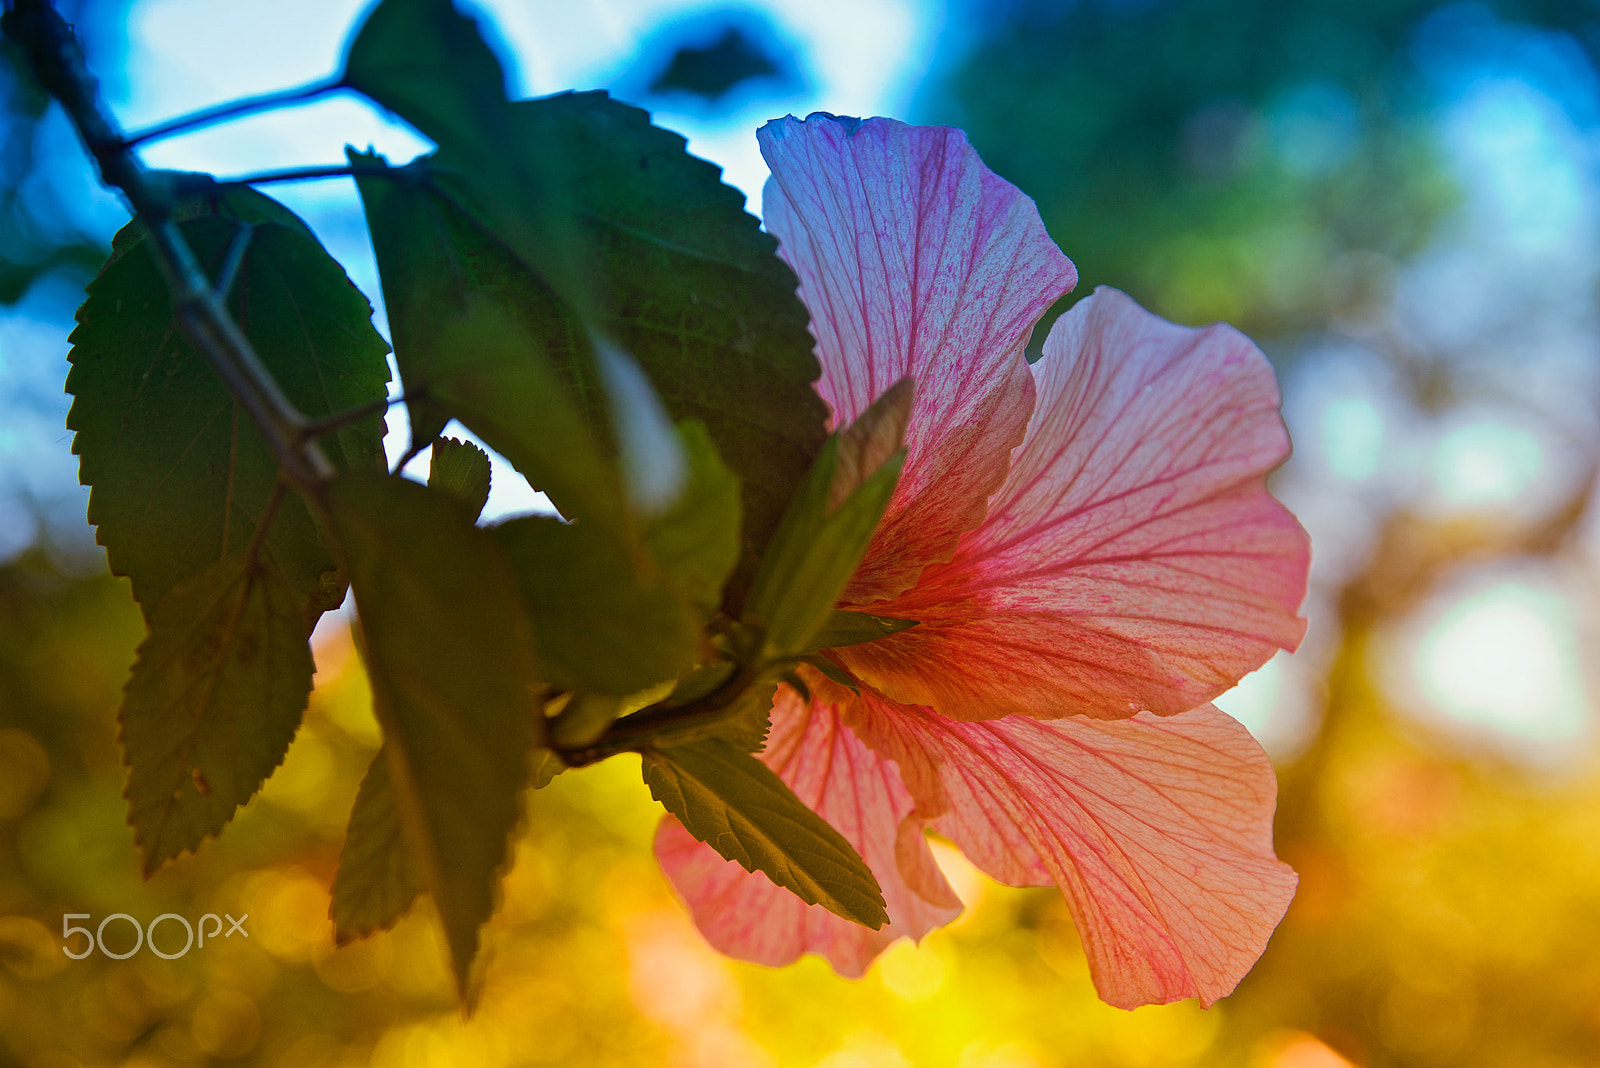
[
  {"x1": 799, "y1": 654, "x2": 860, "y2": 695},
  {"x1": 697, "y1": 674, "x2": 779, "y2": 753},
  {"x1": 350, "y1": 149, "x2": 621, "y2": 526},
  {"x1": 68, "y1": 185, "x2": 390, "y2": 619},
  {"x1": 804, "y1": 610, "x2": 919, "y2": 652},
  {"x1": 429, "y1": 94, "x2": 828, "y2": 595},
  {"x1": 530, "y1": 748, "x2": 565, "y2": 790},
  {"x1": 345, "y1": 0, "x2": 597, "y2": 326},
  {"x1": 120, "y1": 555, "x2": 313, "y2": 874},
  {"x1": 427, "y1": 436, "x2": 491, "y2": 520},
  {"x1": 547, "y1": 680, "x2": 674, "y2": 751},
  {"x1": 593, "y1": 337, "x2": 689, "y2": 515},
  {"x1": 348, "y1": 76, "x2": 826, "y2": 593},
  {"x1": 105, "y1": 173, "x2": 329, "y2": 264},
  {"x1": 324, "y1": 471, "x2": 540, "y2": 1000},
  {"x1": 347, "y1": 0, "x2": 823, "y2": 597},
  {"x1": 331, "y1": 744, "x2": 420, "y2": 942},
  {"x1": 642, "y1": 738, "x2": 887, "y2": 929},
  {"x1": 745, "y1": 438, "x2": 906, "y2": 656},
  {"x1": 644, "y1": 421, "x2": 742, "y2": 615},
  {"x1": 659, "y1": 659, "x2": 737, "y2": 710},
  {"x1": 342, "y1": 0, "x2": 509, "y2": 153},
  {"x1": 493, "y1": 516, "x2": 699, "y2": 696}
]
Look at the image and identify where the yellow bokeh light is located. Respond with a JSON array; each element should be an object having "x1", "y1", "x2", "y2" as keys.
[
  {"x1": 875, "y1": 939, "x2": 949, "y2": 1002},
  {"x1": 0, "y1": 728, "x2": 49, "y2": 820}
]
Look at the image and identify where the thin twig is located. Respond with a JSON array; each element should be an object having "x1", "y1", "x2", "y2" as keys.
[
  {"x1": 244, "y1": 479, "x2": 289, "y2": 568},
  {"x1": 299, "y1": 393, "x2": 406, "y2": 444},
  {"x1": 1, "y1": 0, "x2": 331, "y2": 488},
  {"x1": 212, "y1": 221, "x2": 255, "y2": 302},
  {"x1": 210, "y1": 161, "x2": 401, "y2": 188},
  {"x1": 117, "y1": 79, "x2": 340, "y2": 148}
]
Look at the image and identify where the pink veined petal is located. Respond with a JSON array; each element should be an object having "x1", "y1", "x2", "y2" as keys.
[
  {"x1": 759, "y1": 114, "x2": 1078, "y2": 603},
  {"x1": 846, "y1": 690, "x2": 1297, "y2": 1009},
  {"x1": 654, "y1": 680, "x2": 962, "y2": 977},
  {"x1": 837, "y1": 286, "x2": 1310, "y2": 721}
]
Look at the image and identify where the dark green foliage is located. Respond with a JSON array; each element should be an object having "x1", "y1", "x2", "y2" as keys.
[
  {"x1": 324, "y1": 471, "x2": 541, "y2": 999},
  {"x1": 642, "y1": 421, "x2": 743, "y2": 616},
  {"x1": 350, "y1": 151, "x2": 620, "y2": 525},
  {"x1": 67, "y1": 184, "x2": 389, "y2": 620},
  {"x1": 119, "y1": 555, "x2": 313, "y2": 873},
  {"x1": 345, "y1": 0, "x2": 825, "y2": 599},
  {"x1": 642, "y1": 738, "x2": 888, "y2": 929},
  {"x1": 432, "y1": 93, "x2": 828, "y2": 585},
  {"x1": 494, "y1": 515, "x2": 702, "y2": 697},
  {"x1": 331, "y1": 746, "x2": 421, "y2": 942},
  {"x1": 488, "y1": 419, "x2": 742, "y2": 698},
  {"x1": 342, "y1": 0, "x2": 509, "y2": 147},
  {"x1": 649, "y1": 25, "x2": 784, "y2": 102},
  {"x1": 427, "y1": 436, "x2": 492, "y2": 519}
]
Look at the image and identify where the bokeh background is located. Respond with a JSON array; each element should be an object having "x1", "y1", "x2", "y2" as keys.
[{"x1": 5, "y1": 0, "x2": 1600, "y2": 1065}]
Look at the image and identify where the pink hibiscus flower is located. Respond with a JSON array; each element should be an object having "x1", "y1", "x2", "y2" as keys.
[{"x1": 656, "y1": 114, "x2": 1310, "y2": 1009}]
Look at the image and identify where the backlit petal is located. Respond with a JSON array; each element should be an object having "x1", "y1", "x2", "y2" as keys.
[
  {"x1": 848, "y1": 691, "x2": 1296, "y2": 1008},
  {"x1": 760, "y1": 114, "x2": 1078, "y2": 603},
  {"x1": 655, "y1": 681, "x2": 962, "y2": 976},
  {"x1": 839, "y1": 287, "x2": 1309, "y2": 720}
]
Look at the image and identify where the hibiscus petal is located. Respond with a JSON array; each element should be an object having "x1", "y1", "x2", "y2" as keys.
[
  {"x1": 759, "y1": 114, "x2": 1078, "y2": 603},
  {"x1": 838, "y1": 286, "x2": 1309, "y2": 720},
  {"x1": 655, "y1": 682, "x2": 961, "y2": 976},
  {"x1": 848, "y1": 691, "x2": 1296, "y2": 1008}
]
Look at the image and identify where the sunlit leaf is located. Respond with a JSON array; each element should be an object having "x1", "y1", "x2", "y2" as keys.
[
  {"x1": 120, "y1": 555, "x2": 312, "y2": 874},
  {"x1": 324, "y1": 471, "x2": 540, "y2": 1000},
  {"x1": 331, "y1": 744, "x2": 420, "y2": 942},
  {"x1": 530, "y1": 748, "x2": 566, "y2": 790},
  {"x1": 68, "y1": 184, "x2": 389, "y2": 619},
  {"x1": 642, "y1": 737, "x2": 887, "y2": 929},
  {"x1": 805, "y1": 610, "x2": 919, "y2": 652},
  {"x1": 745, "y1": 437, "x2": 906, "y2": 656},
  {"x1": 427, "y1": 436, "x2": 491, "y2": 520},
  {"x1": 547, "y1": 681, "x2": 674, "y2": 751},
  {"x1": 799, "y1": 654, "x2": 860, "y2": 694}
]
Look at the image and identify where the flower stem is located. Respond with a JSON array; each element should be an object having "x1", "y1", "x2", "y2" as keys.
[{"x1": 1, "y1": 0, "x2": 331, "y2": 489}]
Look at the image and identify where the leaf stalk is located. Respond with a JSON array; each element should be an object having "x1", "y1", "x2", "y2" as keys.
[{"x1": 555, "y1": 656, "x2": 779, "y2": 767}]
